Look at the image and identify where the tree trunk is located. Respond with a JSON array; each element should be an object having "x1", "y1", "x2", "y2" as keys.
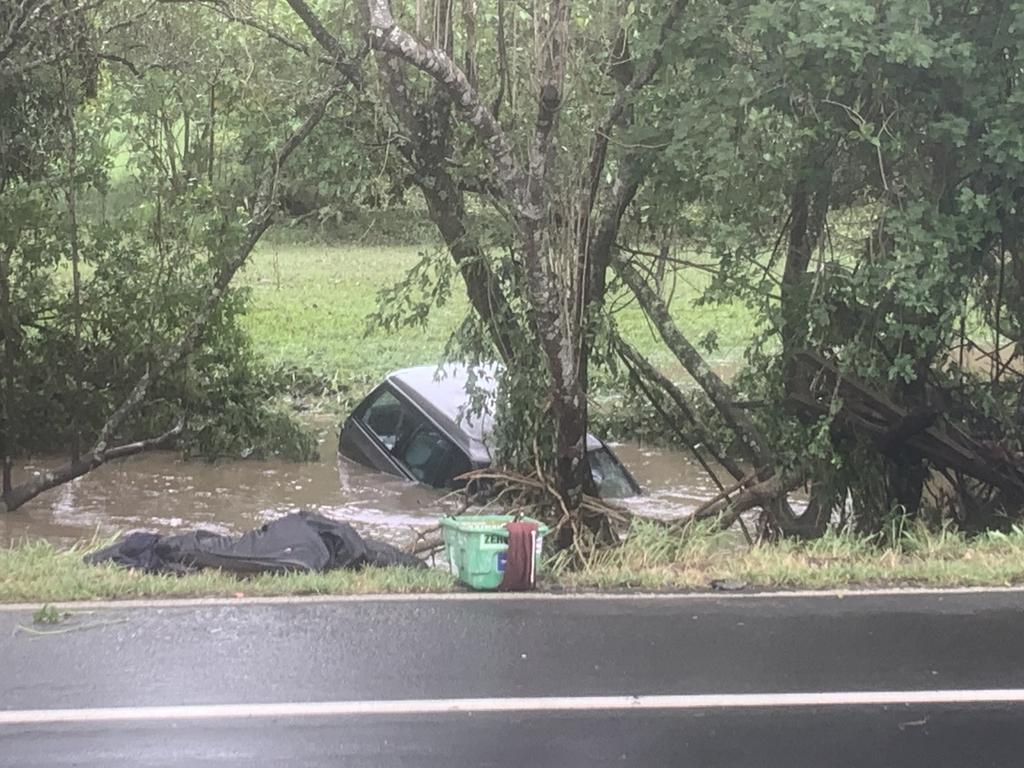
[
  {"x1": 780, "y1": 157, "x2": 830, "y2": 393},
  {"x1": 0, "y1": 244, "x2": 15, "y2": 496},
  {"x1": 418, "y1": 172, "x2": 522, "y2": 363}
]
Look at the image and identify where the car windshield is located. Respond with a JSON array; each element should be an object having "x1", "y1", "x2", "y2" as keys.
[{"x1": 588, "y1": 447, "x2": 636, "y2": 498}]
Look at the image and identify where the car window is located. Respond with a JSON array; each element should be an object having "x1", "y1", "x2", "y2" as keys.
[
  {"x1": 396, "y1": 423, "x2": 472, "y2": 488},
  {"x1": 588, "y1": 447, "x2": 636, "y2": 498},
  {"x1": 360, "y1": 389, "x2": 414, "y2": 450}
]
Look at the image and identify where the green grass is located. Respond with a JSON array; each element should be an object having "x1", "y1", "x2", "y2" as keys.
[
  {"x1": 0, "y1": 539, "x2": 455, "y2": 603},
  {"x1": 7, "y1": 523, "x2": 1024, "y2": 603},
  {"x1": 239, "y1": 243, "x2": 468, "y2": 400},
  {"x1": 239, "y1": 242, "x2": 756, "y2": 408},
  {"x1": 551, "y1": 520, "x2": 1024, "y2": 592}
]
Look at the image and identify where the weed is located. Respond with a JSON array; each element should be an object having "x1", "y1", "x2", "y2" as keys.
[{"x1": 33, "y1": 603, "x2": 68, "y2": 624}]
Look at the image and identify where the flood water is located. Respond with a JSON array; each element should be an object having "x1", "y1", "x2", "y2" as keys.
[{"x1": 0, "y1": 434, "x2": 724, "y2": 548}]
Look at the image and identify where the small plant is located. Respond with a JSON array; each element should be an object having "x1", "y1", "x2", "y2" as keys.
[{"x1": 33, "y1": 604, "x2": 69, "y2": 625}]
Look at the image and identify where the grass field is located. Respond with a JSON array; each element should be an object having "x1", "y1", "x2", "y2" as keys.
[
  {"x1": 238, "y1": 244, "x2": 465, "y2": 398},
  {"x1": 237, "y1": 241, "x2": 756, "y2": 406}
]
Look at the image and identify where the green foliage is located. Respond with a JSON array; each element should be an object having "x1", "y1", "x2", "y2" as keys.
[
  {"x1": 0, "y1": 3, "x2": 326, "y2": 464},
  {"x1": 611, "y1": 0, "x2": 1024, "y2": 531}
]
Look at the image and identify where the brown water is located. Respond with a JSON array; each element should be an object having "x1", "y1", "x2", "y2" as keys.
[{"x1": 0, "y1": 436, "x2": 724, "y2": 547}]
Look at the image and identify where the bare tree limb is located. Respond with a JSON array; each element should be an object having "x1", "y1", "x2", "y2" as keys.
[
  {"x1": 615, "y1": 336, "x2": 746, "y2": 482},
  {"x1": 366, "y1": 0, "x2": 533, "y2": 218},
  {"x1": 0, "y1": 419, "x2": 184, "y2": 513},
  {"x1": 613, "y1": 251, "x2": 772, "y2": 467},
  {"x1": 282, "y1": 0, "x2": 363, "y2": 86},
  {"x1": 526, "y1": 0, "x2": 569, "y2": 194}
]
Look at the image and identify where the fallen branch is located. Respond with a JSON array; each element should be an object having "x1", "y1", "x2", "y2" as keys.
[
  {"x1": 683, "y1": 472, "x2": 802, "y2": 532},
  {"x1": 612, "y1": 251, "x2": 771, "y2": 467},
  {"x1": 1, "y1": 419, "x2": 183, "y2": 513},
  {"x1": 459, "y1": 467, "x2": 631, "y2": 525},
  {"x1": 616, "y1": 337, "x2": 746, "y2": 483},
  {"x1": 792, "y1": 349, "x2": 1024, "y2": 503}
]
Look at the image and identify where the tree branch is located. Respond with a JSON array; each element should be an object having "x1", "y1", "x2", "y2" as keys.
[
  {"x1": 366, "y1": 0, "x2": 533, "y2": 219},
  {"x1": 282, "y1": 0, "x2": 363, "y2": 86},
  {"x1": 613, "y1": 251, "x2": 772, "y2": 467},
  {"x1": 527, "y1": 0, "x2": 569, "y2": 194},
  {"x1": 583, "y1": 0, "x2": 687, "y2": 224},
  {"x1": 1, "y1": 420, "x2": 184, "y2": 513}
]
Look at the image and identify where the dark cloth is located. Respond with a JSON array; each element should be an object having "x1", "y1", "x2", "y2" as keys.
[
  {"x1": 498, "y1": 521, "x2": 539, "y2": 592},
  {"x1": 363, "y1": 538, "x2": 428, "y2": 569},
  {"x1": 85, "y1": 511, "x2": 424, "y2": 575},
  {"x1": 85, "y1": 531, "x2": 186, "y2": 574}
]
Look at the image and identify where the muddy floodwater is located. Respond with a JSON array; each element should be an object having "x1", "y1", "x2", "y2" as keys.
[{"x1": 0, "y1": 437, "x2": 723, "y2": 547}]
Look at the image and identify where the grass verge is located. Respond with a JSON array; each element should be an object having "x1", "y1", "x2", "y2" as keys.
[
  {"x1": 551, "y1": 520, "x2": 1024, "y2": 592},
  {"x1": 0, "y1": 539, "x2": 454, "y2": 603},
  {"x1": 8, "y1": 522, "x2": 1024, "y2": 602}
]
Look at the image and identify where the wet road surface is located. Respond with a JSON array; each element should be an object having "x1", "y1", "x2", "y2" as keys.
[{"x1": 2, "y1": 591, "x2": 1024, "y2": 766}]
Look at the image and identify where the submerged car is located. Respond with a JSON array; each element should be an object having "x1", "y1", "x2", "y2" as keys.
[{"x1": 338, "y1": 365, "x2": 640, "y2": 498}]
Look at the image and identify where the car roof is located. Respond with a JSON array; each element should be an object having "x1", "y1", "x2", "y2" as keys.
[{"x1": 385, "y1": 364, "x2": 602, "y2": 464}]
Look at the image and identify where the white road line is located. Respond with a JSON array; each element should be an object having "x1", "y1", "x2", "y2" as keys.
[
  {"x1": 3, "y1": 690, "x2": 1024, "y2": 725},
  {"x1": 3, "y1": 585, "x2": 1024, "y2": 612}
]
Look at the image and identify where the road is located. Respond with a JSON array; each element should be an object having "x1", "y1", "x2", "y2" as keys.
[{"x1": 2, "y1": 590, "x2": 1024, "y2": 766}]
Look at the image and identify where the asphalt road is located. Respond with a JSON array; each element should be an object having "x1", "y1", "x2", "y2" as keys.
[{"x1": 3, "y1": 590, "x2": 1024, "y2": 766}]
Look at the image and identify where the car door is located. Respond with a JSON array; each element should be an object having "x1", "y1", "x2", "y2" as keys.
[
  {"x1": 339, "y1": 385, "x2": 417, "y2": 479},
  {"x1": 393, "y1": 421, "x2": 473, "y2": 488},
  {"x1": 341, "y1": 384, "x2": 472, "y2": 488}
]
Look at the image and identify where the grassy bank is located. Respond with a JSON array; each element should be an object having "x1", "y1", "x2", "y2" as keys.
[
  {"x1": 0, "y1": 539, "x2": 454, "y2": 603},
  {"x1": 239, "y1": 241, "x2": 754, "y2": 409},
  {"x1": 7, "y1": 523, "x2": 1024, "y2": 602},
  {"x1": 556, "y1": 521, "x2": 1024, "y2": 591}
]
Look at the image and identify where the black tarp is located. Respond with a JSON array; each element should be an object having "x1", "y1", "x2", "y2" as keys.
[{"x1": 85, "y1": 511, "x2": 424, "y2": 574}]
